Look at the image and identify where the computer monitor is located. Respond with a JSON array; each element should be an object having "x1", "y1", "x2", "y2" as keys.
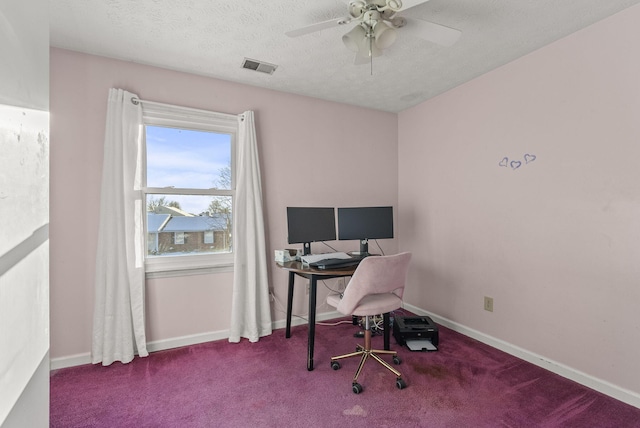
[
  {"x1": 337, "y1": 206, "x2": 394, "y2": 256},
  {"x1": 286, "y1": 207, "x2": 336, "y2": 255}
]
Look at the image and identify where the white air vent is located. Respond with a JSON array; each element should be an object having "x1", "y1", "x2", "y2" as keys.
[{"x1": 241, "y1": 58, "x2": 278, "y2": 75}]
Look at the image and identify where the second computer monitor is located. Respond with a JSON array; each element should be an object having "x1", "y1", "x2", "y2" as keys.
[{"x1": 337, "y1": 206, "x2": 394, "y2": 256}]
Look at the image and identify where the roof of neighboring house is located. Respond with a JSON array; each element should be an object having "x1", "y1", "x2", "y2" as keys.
[
  {"x1": 149, "y1": 214, "x2": 228, "y2": 232},
  {"x1": 152, "y1": 205, "x2": 193, "y2": 217},
  {"x1": 147, "y1": 213, "x2": 171, "y2": 232},
  {"x1": 206, "y1": 215, "x2": 228, "y2": 231}
]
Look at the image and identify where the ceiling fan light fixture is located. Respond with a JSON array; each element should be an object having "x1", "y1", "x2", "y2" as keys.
[
  {"x1": 373, "y1": 21, "x2": 397, "y2": 49},
  {"x1": 342, "y1": 24, "x2": 367, "y2": 52},
  {"x1": 356, "y1": 36, "x2": 382, "y2": 59}
]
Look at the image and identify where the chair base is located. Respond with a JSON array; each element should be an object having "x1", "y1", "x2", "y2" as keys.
[{"x1": 330, "y1": 316, "x2": 405, "y2": 393}]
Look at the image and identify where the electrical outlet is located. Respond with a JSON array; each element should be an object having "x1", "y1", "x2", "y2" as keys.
[{"x1": 484, "y1": 296, "x2": 494, "y2": 312}]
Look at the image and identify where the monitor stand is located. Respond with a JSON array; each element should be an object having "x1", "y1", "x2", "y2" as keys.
[
  {"x1": 302, "y1": 242, "x2": 312, "y2": 256},
  {"x1": 356, "y1": 239, "x2": 369, "y2": 257},
  {"x1": 349, "y1": 240, "x2": 370, "y2": 258}
]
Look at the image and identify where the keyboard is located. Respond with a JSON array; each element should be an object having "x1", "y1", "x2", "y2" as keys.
[{"x1": 310, "y1": 257, "x2": 361, "y2": 270}]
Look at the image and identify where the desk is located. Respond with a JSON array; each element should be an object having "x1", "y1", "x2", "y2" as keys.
[
  {"x1": 276, "y1": 260, "x2": 393, "y2": 371},
  {"x1": 276, "y1": 261, "x2": 356, "y2": 371}
]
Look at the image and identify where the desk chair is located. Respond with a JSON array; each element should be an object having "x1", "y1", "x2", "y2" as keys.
[{"x1": 326, "y1": 252, "x2": 412, "y2": 394}]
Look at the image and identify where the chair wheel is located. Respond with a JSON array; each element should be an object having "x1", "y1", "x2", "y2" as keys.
[
  {"x1": 396, "y1": 378, "x2": 407, "y2": 390},
  {"x1": 393, "y1": 356, "x2": 401, "y2": 365},
  {"x1": 331, "y1": 361, "x2": 341, "y2": 370},
  {"x1": 352, "y1": 383, "x2": 363, "y2": 394}
]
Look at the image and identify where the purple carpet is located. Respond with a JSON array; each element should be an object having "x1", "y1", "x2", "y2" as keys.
[{"x1": 51, "y1": 318, "x2": 640, "y2": 427}]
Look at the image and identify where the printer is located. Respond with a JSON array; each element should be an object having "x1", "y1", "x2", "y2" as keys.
[{"x1": 393, "y1": 316, "x2": 439, "y2": 351}]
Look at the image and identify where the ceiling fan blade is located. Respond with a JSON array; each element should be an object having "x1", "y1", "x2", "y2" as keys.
[
  {"x1": 398, "y1": 17, "x2": 461, "y2": 47},
  {"x1": 285, "y1": 16, "x2": 352, "y2": 38},
  {"x1": 399, "y1": 0, "x2": 432, "y2": 11}
]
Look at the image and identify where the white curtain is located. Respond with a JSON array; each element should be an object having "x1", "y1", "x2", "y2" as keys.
[
  {"x1": 229, "y1": 111, "x2": 272, "y2": 342},
  {"x1": 92, "y1": 88, "x2": 148, "y2": 365}
]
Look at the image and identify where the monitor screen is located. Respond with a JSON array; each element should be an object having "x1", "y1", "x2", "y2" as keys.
[
  {"x1": 337, "y1": 206, "x2": 394, "y2": 255},
  {"x1": 287, "y1": 207, "x2": 336, "y2": 254}
]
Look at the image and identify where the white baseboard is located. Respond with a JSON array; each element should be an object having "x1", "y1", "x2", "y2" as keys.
[
  {"x1": 47, "y1": 306, "x2": 640, "y2": 409},
  {"x1": 403, "y1": 303, "x2": 640, "y2": 410},
  {"x1": 50, "y1": 330, "x2": 232, "y2": 370},
  {"x1": 56, "y1": 307, "x2": 640, "y2": 409},
  {"x1": 49, "y1": 309, "x2": 342, "y2": 371},
  {"x1": 145, "y1": 330, "x2": 229, "y2": 353},
  {"x1": 50, "y1": 352, "x2": 91, "y2": 370}
]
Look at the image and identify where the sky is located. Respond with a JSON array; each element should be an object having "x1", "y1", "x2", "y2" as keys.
[{"x1": 145, "y1": 125, "x2": 231, "y2": 214}]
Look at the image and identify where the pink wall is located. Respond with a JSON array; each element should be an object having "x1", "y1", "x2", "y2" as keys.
[
  {"x1": 49, "y1": 48, "x2": 398, "y2": 360},
  {"x1": 398, "y1": 5, "x2": 640, "y2": 395}
]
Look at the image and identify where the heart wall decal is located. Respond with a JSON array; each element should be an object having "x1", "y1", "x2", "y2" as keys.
[{"x1": 498, "y1": 154, "x2": 537, "y2": 171}]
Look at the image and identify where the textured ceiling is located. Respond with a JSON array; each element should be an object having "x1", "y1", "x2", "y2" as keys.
[{"x1": 50, "y1": 0, "x2": 640, "y2": 113}]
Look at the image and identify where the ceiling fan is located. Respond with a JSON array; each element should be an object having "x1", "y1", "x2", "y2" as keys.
[{"x1": 285, "y1": 0, "x2": 461, "y2": 67}]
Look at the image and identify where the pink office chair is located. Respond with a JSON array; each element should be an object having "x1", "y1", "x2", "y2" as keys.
[{"x1": 326, "y1": 252, "x2": 412, "y2": 394}]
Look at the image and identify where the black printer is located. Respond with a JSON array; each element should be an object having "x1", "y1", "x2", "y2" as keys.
[{"x1": 393, "y1": 316, "x2": 439, "y2": 351}]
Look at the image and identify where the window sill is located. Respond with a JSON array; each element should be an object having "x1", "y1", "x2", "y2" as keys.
[
  {"x1": 145, "y1": 253, "x2": 234, "y2": 279},
  {"x1": 145, "y1": 263, "x2": 233, "y2": 279}
]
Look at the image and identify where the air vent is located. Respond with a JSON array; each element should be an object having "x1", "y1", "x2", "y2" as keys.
[{"x1": 241, "y1": 58, "x2": 278, "y2": 75}]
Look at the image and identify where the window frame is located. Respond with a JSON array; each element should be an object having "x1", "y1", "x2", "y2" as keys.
[{"x1": 141, "y1": 104, "x2": 237, "y2": 276}]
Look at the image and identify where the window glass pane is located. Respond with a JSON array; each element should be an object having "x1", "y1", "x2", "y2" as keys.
[
  {"x1": 145, "y1": 126, "x2": 232, "y2": 190},
  {"x1": 147, "y1": 194, "x2": 232, "y2": 257}
]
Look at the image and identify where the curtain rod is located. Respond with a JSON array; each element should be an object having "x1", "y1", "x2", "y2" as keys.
[{"x1": 130, "y1": 96, "x2": 241, "y2": 120}]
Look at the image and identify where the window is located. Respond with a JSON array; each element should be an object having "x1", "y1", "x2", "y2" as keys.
[{"x1": 142, "y1": 104, "x2": 236, "y2": 274}]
